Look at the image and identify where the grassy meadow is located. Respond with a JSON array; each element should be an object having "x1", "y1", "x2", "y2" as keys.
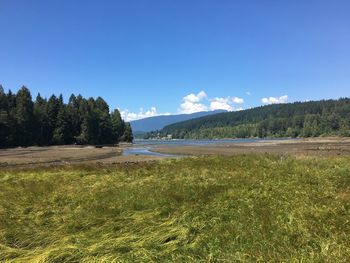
[{"x1": 1, "y1": 155, "x2": 350, "y2": 262}]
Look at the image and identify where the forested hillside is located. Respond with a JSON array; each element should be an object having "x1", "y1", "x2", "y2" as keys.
[
  {"x1": 0, "y1": 85, "x2": 133, "y2": 147},
  {"x1": 130, "y1": 110, "x2": 226, "y2": 133},
  {"x1": 154, "y1": 98, "x2": 350, "y2": 139}
]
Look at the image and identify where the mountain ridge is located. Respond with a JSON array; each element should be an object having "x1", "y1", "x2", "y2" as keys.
[{"x1": 130, "y1": 110, "x2": 226, "y2": 133}]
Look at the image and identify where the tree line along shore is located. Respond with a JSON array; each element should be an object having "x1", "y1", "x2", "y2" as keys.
[
  {"x1": 0, "y1": 86, "x2": 133, "y2": 147},
  {"x1": 149, "y1": 98, "x2": 350, "y2": 139}
]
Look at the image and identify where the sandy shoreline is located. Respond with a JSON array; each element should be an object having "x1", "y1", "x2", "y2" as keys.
[
  {"x1": 1, "y1": 137, "x2": 350, "y2": 168},
  {"x1": 0, "y1": 145, "x2": 168, "y2": 168}
]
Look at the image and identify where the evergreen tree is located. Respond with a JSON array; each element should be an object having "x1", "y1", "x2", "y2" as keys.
[
  {"x1": 78, "y1": 112, "x2": 99, "y2": 145},
  {"x1": 111, "y1": 109, "x2": 124, "y2": 143},
  {"x1": 0, "y1": 85, "x2": 7, "y2": 110},
  {"x1": 15, "y1": 86, "x2": 34, "y2": 146},
  {"x1": 5, "y1": 90, "x2": 17, "y2": 145},
  {"x1": 77, "y1": 117, "x2": 90, "y2": 144},
  {"x1": 53, "y1": 104, "x2": 74, "y2": 144},
  {"x1": 47, "y1": 95, "x2": 60, "y2": 144},
  {"x1": 94, "y1": 97, "x2": 113, "y2": 144},
  {"x1": 67, "y1": 94, "x2": 81, "y2": 140},
  {"x1": 33, "y1": 93, "x2": 49, "y2": 145},
  {"x1": 0, "y1": 86, "x2": 133, "y2": 147},
  {"x1": 0, "y1": 85, "x2": 10, "y2": 147},
  {"x1": 121, "y1": 122, "x2": 133, "y2": 142}
]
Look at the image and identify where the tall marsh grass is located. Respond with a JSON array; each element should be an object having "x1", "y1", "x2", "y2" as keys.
[{"x1": 1, "y1": 155, "x2": 350, "y2": 262}]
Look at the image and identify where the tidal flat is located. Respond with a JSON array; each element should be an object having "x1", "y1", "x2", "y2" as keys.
[{"x1": 1, "y1": 137, "x2": 350, "y2": 169}]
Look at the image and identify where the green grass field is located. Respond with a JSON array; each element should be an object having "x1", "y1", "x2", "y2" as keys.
[{"x1": 1, "y1": 155, "x2": 350, "y2": 262}]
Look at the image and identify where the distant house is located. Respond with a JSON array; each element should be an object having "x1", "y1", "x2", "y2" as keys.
[{"x1": 160, "y1": 134, "x2": 173, "y2": 140}]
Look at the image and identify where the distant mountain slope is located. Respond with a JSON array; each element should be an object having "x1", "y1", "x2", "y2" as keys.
[
  {"x1": 130, "y1": 110, "x2": 226, "y2": 132},
  {"x1": 155, "y1": 98, "x2": 350, "y2": 139}
]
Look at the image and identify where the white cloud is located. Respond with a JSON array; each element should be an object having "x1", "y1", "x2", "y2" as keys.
[
  {"x1": 120, "y1": 107, "x2": 169, "y2": 121},
  {"x1": 246, "y1": 91, "x2": 251, "y2": 96},
  {"x1": 183, "y1": 90, "x2": 207, "y2": 102},
  {"x1": 210, "y1": 97, "x2": 233, "y2": 111},
  {"x1": 261, "y1": 95, "x2": 288, "y2": 104},
  {"x1": 179, "y1": 91, "x2": 247, "y2": 113},
  {"x1": 123, "y1": 91, "x2": 247, "y2": 120},
  {"x1": 179, "y1": 91, "x2": 208, "y2": 114},
  {"x1": 232, "y1": 97, "x2": 244, "y2": 104}
]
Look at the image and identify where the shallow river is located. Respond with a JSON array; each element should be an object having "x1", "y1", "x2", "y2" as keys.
[{"x1": 122, "y1": 138, "x2": 296, "y2": 157}]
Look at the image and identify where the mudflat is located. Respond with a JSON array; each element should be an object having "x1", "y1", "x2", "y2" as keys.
[
  {"x1": 0, "y1": 145, "x2": 167, "y2": 168},
  {"x1": 153, "y1": 137, "x2": 350, "y2": 157},
  {"x1": 1, "y1": 137, "x2": 350, "y2": 168}
]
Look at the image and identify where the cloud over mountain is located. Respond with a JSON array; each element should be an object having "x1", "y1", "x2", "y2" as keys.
[
  {"x1": 121, "y1": 91, "x2": 247, "y2": 121},
  {"x1": 262, "y1": 95, "x2": 288, "y2": 104}
]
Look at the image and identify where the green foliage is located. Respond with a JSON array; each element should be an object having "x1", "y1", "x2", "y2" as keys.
[
  {"x1": 0, "y1": 85, "x2": 10, "y2": 146},
  {"x1": 111, "y1": 109, "x2": 125, "y2": 141},
  {"x1": 33, "y1": 93, "x2": 49, "y2": 145},
  {"x1": 122, "y1": 122, "x2": 134, "y2": 142},
  {"x1": 15, "y1": 86, "x2": 34, "y2": 145},
  {"x1": 153, "y1": 98, "x2": 350, "y2": 139},
  {"x1": 0, "y1": 85, "x2": 133, "y2": 147},
  {"x1": 53, "y1": 105, "x2": 73, "y2": 144},
  {"x1": 1, "y1": 155, "x2": 350, "y2": 261}
]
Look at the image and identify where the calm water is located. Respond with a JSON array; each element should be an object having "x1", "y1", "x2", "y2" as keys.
[
  {"x1": 122, "y1": 138, "x2": 298, "y2": 156},
  {"x1": 122, "y1": 147, "x2": 177, "y2": 157}
]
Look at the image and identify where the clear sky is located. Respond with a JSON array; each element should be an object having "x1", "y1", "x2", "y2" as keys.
[{"x1": 1, "y1": 0, "x2": 349, "y2": 120}]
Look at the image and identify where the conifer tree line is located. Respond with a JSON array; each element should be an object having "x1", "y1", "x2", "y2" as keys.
[
  {"x1": 152, "y1": 98, "x2": 350, "y2": 139},
  {"x1": 0, "y1": 85, "x2": 133, "y2": 147}
]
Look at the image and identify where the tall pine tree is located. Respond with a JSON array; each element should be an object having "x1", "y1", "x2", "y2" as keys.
[
  {"x1": 1, "y1": 86, "x2": 133, "y2": 147},
  {"x1": 15, "y1": 86, "x2": 34, "y2": 146}
]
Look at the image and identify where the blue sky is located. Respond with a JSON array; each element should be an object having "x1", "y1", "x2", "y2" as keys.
[{"x1": 1, "y1": 0, "x2": 349, "y2": 120}]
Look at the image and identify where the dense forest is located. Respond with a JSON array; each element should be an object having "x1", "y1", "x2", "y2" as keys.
[
  {"x1": 148, "y1": 98, "x2": 350, "y2": 139},
  {"x1": 0, "y1": 85, "x2": 133, "y2": 147}
]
